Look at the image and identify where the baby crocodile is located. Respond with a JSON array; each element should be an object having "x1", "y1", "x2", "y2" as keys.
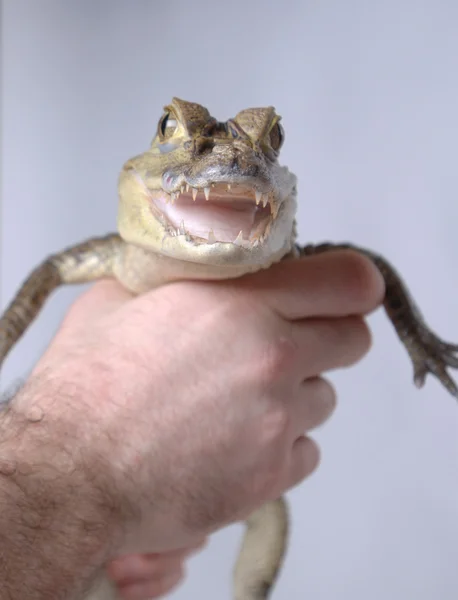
[{"x1": 1, "y1": 97, "x2": 457, "y2": 600}]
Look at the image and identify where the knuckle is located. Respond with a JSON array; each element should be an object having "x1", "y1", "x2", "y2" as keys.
[
  {"x1": 255, "y1": 335, "x2": 299, "y2": 384},
  {"x1": 259, "y1": 404, "x2": 291, "y2": 445}
]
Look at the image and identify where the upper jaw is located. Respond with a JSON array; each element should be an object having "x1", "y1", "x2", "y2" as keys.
[{"x1": 158, "y1": 180, "x2": 280, "y2": 219}]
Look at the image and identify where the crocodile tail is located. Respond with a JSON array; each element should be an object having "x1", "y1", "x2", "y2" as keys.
[{"x1": 233, "y1": 497, "x2": 289, "y2": 600}]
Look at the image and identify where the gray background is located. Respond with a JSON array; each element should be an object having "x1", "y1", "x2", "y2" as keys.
[{"x1": 2, "y1": 1, "x2": 458, "y2": 598}]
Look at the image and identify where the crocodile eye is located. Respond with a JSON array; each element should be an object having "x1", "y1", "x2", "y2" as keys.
[
  {"x1": 159, "y1": 113, "x2": 178, "y2": 139},
  {"x1": 269, "y1": 122, "x2": 284, "y2": 151},
  {"x1": 228, "y1": 123, "x2": 239, "y2": 139}
]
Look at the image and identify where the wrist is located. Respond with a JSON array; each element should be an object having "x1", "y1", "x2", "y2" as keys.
[{"x1": 0, "y1": 375, "x2": 127, "y2": 598}]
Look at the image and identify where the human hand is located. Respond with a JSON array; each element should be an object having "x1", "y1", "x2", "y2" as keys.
[
  {"x1": 20, "y1": 250, "x2": 383, "y2": 558},
  {"x1": 107, "y1": 538, "x2": 206, "y2": 600}
]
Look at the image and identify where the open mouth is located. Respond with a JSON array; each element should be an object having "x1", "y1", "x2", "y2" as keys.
[{"x1": 149, "y1": 183, "x2": 278, "y2": 246}]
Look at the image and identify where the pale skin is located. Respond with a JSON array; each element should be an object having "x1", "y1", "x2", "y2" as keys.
[{"x1": 0, "y1": 251, "x2": 384, "y2": 600}]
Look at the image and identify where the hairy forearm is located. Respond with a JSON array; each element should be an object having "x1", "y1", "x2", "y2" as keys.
[{"x1": 0, "y1": 378, "x2": 124, "y2": 600}]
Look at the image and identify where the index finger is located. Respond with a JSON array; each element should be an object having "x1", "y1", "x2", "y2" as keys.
[{"x1": 234, "y1": 250, "x2": 385, "y2": 320}]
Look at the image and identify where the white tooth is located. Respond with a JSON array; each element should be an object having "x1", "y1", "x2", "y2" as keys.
[
  {"x1": 227, "y1": 183, "x2": 232, "y2": 191},
  {"x1": 171, "y1": 192, "x2": 177, "y2": 204},
  {"x1": 186, "y1": 183, "x2": 190, "y2": 192},
  {"x1": 192, "y1": 187, "x2": 198, "y2": 201},
  {"x1": 204, "y1": 187, "x2": 210, "y2": 200},
  {"x1": 208, "y1": 229, "x2": 216, "y2": 243},
  {"x1": 262, "y1": 194, "x2": 268, "y2": 208},
  {"x1": 271, "y1": 202, "x2": 279, "y2": 219},
  {"x1": 164, "y1": 193, "x2": 171, "y2": 204},
  {"x1": 255, "y1": 190, "x2": 262, "y2": 205},
  {"x1": 234, "y1": 230, "x2": 244, "y2": 245},
  {"x1": 179, "y1": 220, "x2": 186, "y2": 235},
  {"x1": 181, "y1": 185, "x2": 185, "y2": 193}
]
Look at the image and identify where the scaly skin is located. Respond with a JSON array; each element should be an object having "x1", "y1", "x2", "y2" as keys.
[{"x1": 1, "y1": 98, "x2": 457, "y2": 600}]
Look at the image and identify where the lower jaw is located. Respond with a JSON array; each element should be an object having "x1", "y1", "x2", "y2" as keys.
[
  {"x1": 163, "y1": 229, "x2": 270, "y2": 248},
  {"x1": 156, "y1": 211, "x2": 274, "y2": 247},
  {"x1": 153, "y1": 227, "x2": 292, "y2": 268}
]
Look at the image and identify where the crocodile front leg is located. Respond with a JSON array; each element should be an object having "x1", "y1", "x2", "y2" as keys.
[
  {"x1": 0, "y1": 233, "x2": 123, "y2": 369},
  {"x1": 299, "y1": 242, "x2": 458, "y2": 398}
]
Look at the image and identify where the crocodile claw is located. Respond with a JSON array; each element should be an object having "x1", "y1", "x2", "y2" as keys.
[{"x1": 411, "y1": 331, "x2": 458, "y2": 399}]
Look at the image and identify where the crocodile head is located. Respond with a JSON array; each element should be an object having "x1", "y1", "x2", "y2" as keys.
[{"x1": 117, "y1": 97, "x2": 297, "y2": 268}]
